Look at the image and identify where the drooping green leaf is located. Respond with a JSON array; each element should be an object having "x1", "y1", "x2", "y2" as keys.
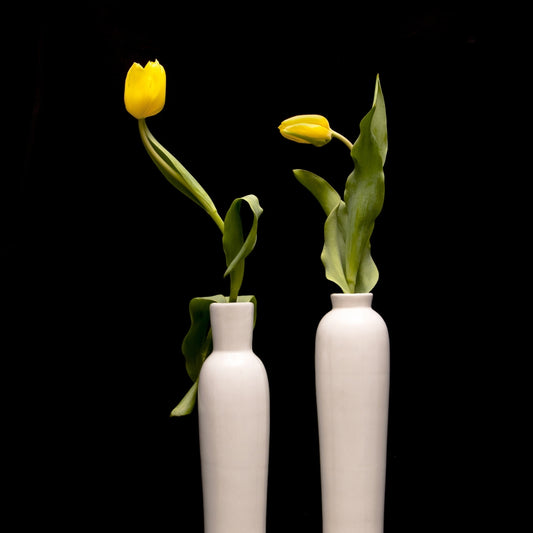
[
  {"x1": 182, "y1": 294, "x2": 226, "y2": 381},
  {"x1": 170, "y1": 294, "x2": 258, "y2": 416},
  {"x1": 170, "y1": 379, "x2": 199, "y2": 417},
  {"x1": 223, "y1": 195, "x2": 263, "y2": 301},
  {"x1": 293, "y1": 169, "x2": 341, "y2": 216},
  {"x1": 171, "y1": 294, "x2": 224, "y2": 417}
]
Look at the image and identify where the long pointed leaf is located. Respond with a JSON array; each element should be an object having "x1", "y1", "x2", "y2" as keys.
[
  {"x1": 293, "y1": 169, "x2": 341, "y2": 216},
  {"x1": 343, "y1": 76, "x2": 387, "y2": 291}
]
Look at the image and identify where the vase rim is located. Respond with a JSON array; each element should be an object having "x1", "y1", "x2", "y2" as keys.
[
  {"x1": 210, "y1": 301, "x2": 254, "y2": 307},
  {"x1": 330, "y1": 292, "x2": 373, "y2": 296},
  {"x1": 330, "y1": 293, "x2": 373, "y2": 308}
]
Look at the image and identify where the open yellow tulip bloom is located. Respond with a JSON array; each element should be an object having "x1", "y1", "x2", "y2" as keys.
[
  {"x1": 124, "y1": 60, "x2": 166, "y2": 119},
  {"x1": 279, "y1": 114, "x2": 332, "y2": 147}
]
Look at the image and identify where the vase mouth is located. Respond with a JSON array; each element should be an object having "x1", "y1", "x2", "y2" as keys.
[
  {"x1": 330, "y1": 292, "x2": 372, "y2": 296},
  {"x1": 210, "y1": 301, "x2": 254, "y2": 308},
  {"x1": 330, "y1": 293, "x2": 373, "y2": 308}
]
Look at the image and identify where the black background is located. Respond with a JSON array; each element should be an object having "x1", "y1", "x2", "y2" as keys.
[{"x1": 6, "y1": 3, "x2": 505, "y2": 532}]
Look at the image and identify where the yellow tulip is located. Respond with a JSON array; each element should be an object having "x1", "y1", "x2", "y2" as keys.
[
  {"x1": 278, "y1": 114, "x2": 332, "y2": 147},
  {"x1": 124, "y1": 60, "x2": 166, "y2": 119}
]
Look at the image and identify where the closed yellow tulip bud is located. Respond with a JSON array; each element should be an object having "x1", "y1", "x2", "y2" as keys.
[
  {"x1": 278, "y1": 114, "x2": 332, "y2": 147},
  {"x1": 124, "y1": 60, "x2": 166, "y2": 119}
]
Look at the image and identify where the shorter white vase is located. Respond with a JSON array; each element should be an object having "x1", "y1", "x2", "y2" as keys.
[
  {"x1": 198, "y1": 302, "x2": 270, "y2": 533},
  {"x1": 316, "y1": 293, "x2": 390, "y2": 533}
]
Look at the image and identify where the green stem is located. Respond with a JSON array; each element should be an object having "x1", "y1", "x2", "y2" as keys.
[
  {"x1": 331, "y1": 130, "x2": 354, "y2": 150},
  {"x1": 138, "y1": 119, "x2": 225, "y2": 234},
  {"x1": 208, "y1": 210, "x2": 225, "y2": 233},
  {"x1": 229, "y1": 283, "x2": 239, "y2": 303}
]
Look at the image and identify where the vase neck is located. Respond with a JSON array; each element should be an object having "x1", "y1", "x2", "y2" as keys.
[
  {"x1": 210, "y1": 302, "x2": 254, "y2": 351},
  {"x1": 330, "y1": 293, "x2": 373, "y2": 309}
]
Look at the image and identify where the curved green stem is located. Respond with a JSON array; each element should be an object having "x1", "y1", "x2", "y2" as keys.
[
  {"x1": 212, "y1": 212, "x2": 225, "y2": 233},
  {"x1": 207, "y1": 209, "x2": 224, "y2": 233},
  {"x1": 138, "y1": 119, "x2": 224, "y2": 234},
  {"x1": 331, "y1": 130, "x2": 354, "y2": 150}
]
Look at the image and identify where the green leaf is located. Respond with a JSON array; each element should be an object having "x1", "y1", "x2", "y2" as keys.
[
  {"x1": 293, "y1": 169, "x2": 341, "y2": 216},
  {"x1": 321, "y1": 201, "x2": 351, "y2": 293},
  {"x1": 170, "y1": 379, "x2": 199, "y2": 417},
  {"x1": 236, "y1": 294, "x2": 258, "y2": 326},
  {"x1": 321, "y1": 201, "x2": 379, "y2": 294},
  {"x1": 342, "y1": 76, "x2": 387, "y2": 291},
  {"x1": 354, "y1": 240, "x2": 379, "y2": 293},
  {"x1": 182, "y1": 294, "x2": 227, "y2": 381},
  {"x1": 223, "y1": 195, "x2": 263, "y2": 301},
  {"x1": 171, "y1": 294, "x2": 258, "y2": 416}
]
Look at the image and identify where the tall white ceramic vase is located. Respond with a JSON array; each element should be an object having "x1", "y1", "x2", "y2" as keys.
[
  {"x1": 198, "y1": 302, "x2": 270, "y2": 533},
  {"x1": 316, "y1": 293, "x2": 390, "y2": 533}
]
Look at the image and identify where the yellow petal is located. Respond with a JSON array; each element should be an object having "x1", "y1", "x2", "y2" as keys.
[
  {"x1": 124, "y1": 59, "x2": 166, "y2": 119},
  {"x1": 279, "y1": 114, "x2": 330, "y2": 129},
  {"x1": 279, "y1": 123, "x2": 332, "y2": 147}
]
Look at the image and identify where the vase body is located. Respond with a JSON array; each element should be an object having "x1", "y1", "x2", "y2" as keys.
[
  {"x1": 316, "y1": 293, "x2": 389, "y2": 533},
  {"x1": 198, "y1": 302, "x2": 269, "y2": 533}
]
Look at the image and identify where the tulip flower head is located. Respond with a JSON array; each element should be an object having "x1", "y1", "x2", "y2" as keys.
[
  {"x1": 278, "y1": 114, "x2": 333, "y2": 147},
  {"x1": 124, "y1": 60, "x2": 166, "y2": 119}
]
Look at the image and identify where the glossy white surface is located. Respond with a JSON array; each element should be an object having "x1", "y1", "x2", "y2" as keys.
[
  {"x1": 316, "y1": 293, "x2": 390, "y2": 533},
  {"x1": 198, "y1": 302, "x2": 270, "y2": 533}
]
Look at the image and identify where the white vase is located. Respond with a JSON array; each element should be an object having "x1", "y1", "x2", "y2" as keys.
[
  {"x1": 316, "y1": 293, "x2": 390, "y2": 533},
  {"x1": 198, "y1": 302, "x2": 270, "y2": 533}
]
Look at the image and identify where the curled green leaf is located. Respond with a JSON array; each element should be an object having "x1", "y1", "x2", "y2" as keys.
[{"x1": 223, "y1": 194, "x2": 263, "y2": 301}]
